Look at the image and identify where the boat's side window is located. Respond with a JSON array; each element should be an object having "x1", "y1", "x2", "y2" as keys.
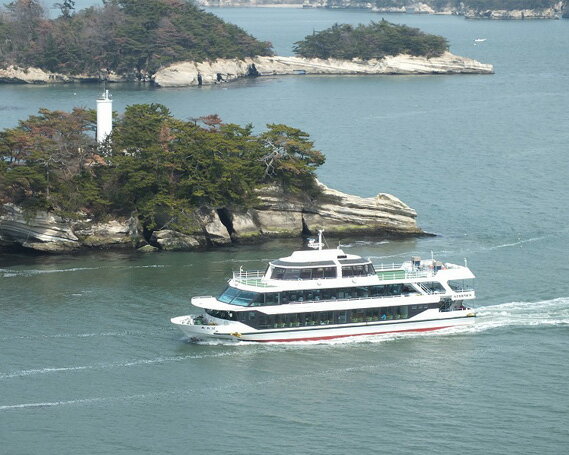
[
  {"x1": 283, "y1": 268, "x2": 301, "y2": 280},
  {"x1": 300, "y1": 268, "x2": 312, "y2": 280},
  {"x1": 324, "y1": 267, "x2": 337, "y2": 279},
  {"x1": 423, "y1": 282, "x2": 445, "y2": 293},
  {"x1": 353, "y1": 265, "x2": 366, "y2": 276},
  {"x1": 264, "y1": 293, "x2": 280, "y2": 306},
  {"x1": 271, "y1": 267, "x2": 286, "y2": 280},
  {"x1": 342, "y1": 266, "x2": 354, "y2": 277}
]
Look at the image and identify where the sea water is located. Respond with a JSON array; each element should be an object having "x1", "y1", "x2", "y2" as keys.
[{"x1": 1, "y1": 6, "x2": 569, "y2": 454}]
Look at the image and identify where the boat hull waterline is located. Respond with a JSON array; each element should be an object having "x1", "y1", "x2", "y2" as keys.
[{"x1": 171, "y1": 313, "x2": 476, "y2": 343}]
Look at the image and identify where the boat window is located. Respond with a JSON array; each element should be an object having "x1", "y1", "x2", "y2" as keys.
[
  {"x1": 324, "y1": 267, "x2": 337, "y2": 278},
  {"x1": 217, "y1": 287, "x2": 261, "y2": 306},
  {"x1": 448, "y1": 280, "x2": 471, "y2": 292},
  {"x1": 264, "y1": 293, "x2": 280, "y2": 306},
  {"x1": 300, "y1": 268, "x2": 312, "y2": 280},
  {"x1": 241, "y1": 304, "x2": 422, "y2": 329},
  {"x1": 218, "y1": 286, "x2": 240, "y2": 303},
  {"x1": 313, "y1": 268, "x2": 324, "y2": 279},
  {"x1": 423, "y1": 282, "x2": 445, "y2": 293},
  {"x1": 271, "y1": 267, "x2": 286, "y2": 280},
  {"x1": 206, "y1": 309, "x2": 234, "y2": 320},
  {"x1": 232, "y1": 290, "x2": 259, "y2": 306},
  {"x1": 283, "y1": 268, "x2": 301, "y2": 280}
]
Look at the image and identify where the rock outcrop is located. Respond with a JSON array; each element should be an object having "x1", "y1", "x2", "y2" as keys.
[
  {"x1": 0, "y1": 204, "x2": 142, "y2": 253},
  {"x1": 153, "y1": 52, "x2": 493, "y2": 87},
  {"x1": 0, "y1": 182, "x2": 423, "y2": 254},
  {"x1": 244, "y1": 182, "x2": 422, "y2": 238},
  {"x1": 1, "y1": 52, "x2": 492, "y2": 86},
  {"x1": 464, "y1": 8, "x2": 561, "y2": 19},
  {"x1": 0, "y1": 65, "x2": 138, "y2": 84}
]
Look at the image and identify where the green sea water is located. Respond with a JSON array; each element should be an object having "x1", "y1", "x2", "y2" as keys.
[{"x1": 1, "y1": 6, "x2": 569, "y2": 454}]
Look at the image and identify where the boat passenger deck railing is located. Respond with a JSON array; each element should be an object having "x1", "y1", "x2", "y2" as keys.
[
  {"x1": 374, "y1": 263, "x2": 433, "y2": 281},
  {"x1": 232, "y1": 270, "x2": 274, "y2": 287}
]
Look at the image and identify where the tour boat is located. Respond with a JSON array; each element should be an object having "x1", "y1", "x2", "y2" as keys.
[{"x1": 171, "y1": 232, "x2": 476, "y2": 342}]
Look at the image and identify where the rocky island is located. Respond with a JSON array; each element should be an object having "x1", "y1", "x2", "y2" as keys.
[
  {"x1": 0, "y1": 104, "x2": 424, "y2": 254},
  {"x1": 0, "y1": 182, "x2": 423, "y2": 253},
  {"x1": 0, "y1": 1, "x2": 492, "y2": 85}
]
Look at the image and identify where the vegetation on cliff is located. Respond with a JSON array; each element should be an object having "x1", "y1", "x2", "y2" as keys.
[
  {"x1": 0, "y1": 0, "x2": 273, "y2": 77},
  {"x1": 293, "y1": 20, "x2": 448, "y2": 60},
  {"x1": 0, "y1": 105, "x2": 324, "y2": 233}
]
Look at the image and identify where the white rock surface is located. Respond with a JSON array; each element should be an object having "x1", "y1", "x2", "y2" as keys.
[
  {"x1": 0, "y1": 204, "x2": 79, "y2": 252},
  {"x1": 150, "y1": 229, "x2": 203, "y2": 250},
  {"x1": 154, "y1": 52, "x2": 493, "y2": 87},
  {"x1": 248, "y1": 181, "x2": 422, "y2": 237},
  {"x1": 73, "y1": 218, "x2": 139, "y2": 247},
  {"x1": 195, "y1": 209, "x2": 232, "y2": 245},
  {"x1": 0, "y1": 65, "x2": 71, "y2": 84}
]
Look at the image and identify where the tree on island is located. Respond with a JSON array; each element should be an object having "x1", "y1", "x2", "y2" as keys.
[
  {"x1": 0, "y1": 106, "x2": 324, "y2": 234},
  {"x1": 293, "y1": 20, "x2": 448, "y2": 60},
  {"x1": 0, "y1": 0, "x2": 273, "y2": 77}
]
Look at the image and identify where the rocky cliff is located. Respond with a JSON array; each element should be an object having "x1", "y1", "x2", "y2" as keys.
[
  {"x1": 154, "y1": 52, "x2": 493, "y2": 87},
  {"x1": 0, "y1": 51, "x2": 492, "y2": 86},
  {"x1": 0, "y1": 182, "x2": 424, "y2": 254}
]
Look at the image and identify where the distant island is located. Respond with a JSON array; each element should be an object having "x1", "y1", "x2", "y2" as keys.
[
  {"x1": 0, "y1": 0, "x2": 492, "y2": 85},
  {"x1": 0, "y1": 105, "x2": 423, "y2": 253},
  {"x1": 293, "y1": 20, "x2": 448, "y2": 59},
  {"x1": 200, "y1": 0, "x2": 568, "y2": 20},
  {"x1": 0, "y1": 0, "x2": 273, "y2": 81}
]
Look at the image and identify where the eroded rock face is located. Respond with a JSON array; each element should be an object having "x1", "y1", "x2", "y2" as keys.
[
  {"x1": 150, "y1": 229, "x2": 204, "y2": 251},
  {"x1": 73, "y1": 217, "x2": 142, "y2": 248},
  {"x1": 194, "y1": 208, "x2": 232, "y2": 245},
  {"x1": 464, "y1": 7, "x2": 561, "y2": 19},
  {"x1": 153, "y1": 52, "x2": 494, "y2": 87},
  {"x1": 0, "y1": 205, "x2": 141, "y2": 253},
  {"x1": 0, "y1": 182, "x2": 423, "y2": 253},
  {"x1": 0, "y1": 204, "x2": 80, "y2": 253},
  {"x1": 248, "y1": 182, "x2": 422, "y2": 238},
  {"x1": 0, "y1": 66, "x2": 72, "y2": 84}
]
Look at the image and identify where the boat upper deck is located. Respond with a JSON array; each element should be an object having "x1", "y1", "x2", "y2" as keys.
[{"x1": 230, "y1": 248, "x2": 474, "y2": 291}]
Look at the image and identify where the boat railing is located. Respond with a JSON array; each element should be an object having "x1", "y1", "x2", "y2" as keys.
[
  {"x1": 232, "y1": 270, "x2": 273, "y2": 287},
  {"x1": 374, "y1": 267, "x2": 433, "y2": 280}
]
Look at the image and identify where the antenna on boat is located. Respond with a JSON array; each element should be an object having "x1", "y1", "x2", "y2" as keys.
[
  {"x1": 307, "y1": 229, "x2": 325, "y2": 250},
  {"x1": 464, "y1": 258, "x2": 468, "y2": 268}
]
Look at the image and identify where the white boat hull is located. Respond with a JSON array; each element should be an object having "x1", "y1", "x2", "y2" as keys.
[{"x1": 171, "y1": 312, "x2": 475, "y2": 343}]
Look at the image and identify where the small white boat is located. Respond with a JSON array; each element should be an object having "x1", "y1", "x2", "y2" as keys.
[
  {"x1": 474, "y1": 38, "x2": 487, "y2": 43},
  {"x1": 171, "y1": 232, "x2": 476, "y2": 343}
]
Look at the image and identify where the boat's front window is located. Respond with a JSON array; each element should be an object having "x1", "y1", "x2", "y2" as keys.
[{"x1": 218, "y1": 287, "x2": 261, "y2": 306}]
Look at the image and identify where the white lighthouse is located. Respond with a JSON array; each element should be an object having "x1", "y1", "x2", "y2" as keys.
[{"x1": 96, "y1": 89, "x2": 113, "y2": 144}]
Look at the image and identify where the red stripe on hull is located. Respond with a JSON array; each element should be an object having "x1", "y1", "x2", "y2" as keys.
[{"x1": 253, "y1": 325, "x2": 453, "y2": 343}]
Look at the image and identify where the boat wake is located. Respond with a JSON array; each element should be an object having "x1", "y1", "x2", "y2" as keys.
[
  {"x1": 458, "y1": 296, "x2": 569, "y2": 334},
  {"x1": 0, "y1": 329, "x2": 166, "y2": 342},
  {"x1": 0, "y1": 350, "x2": 245, "y2": 380},
  {"x1": 193, "y1": 296, "x2": 569, "y2": 347},
  {"x1": 0, "y1": 264, "x2": 166, "y2": 278}
]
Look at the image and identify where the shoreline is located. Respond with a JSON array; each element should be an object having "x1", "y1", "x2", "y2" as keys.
[{"x1": 0, "y1": 183, "x2": 426, "y2": 255}]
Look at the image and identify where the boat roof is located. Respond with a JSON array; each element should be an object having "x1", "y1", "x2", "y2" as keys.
[{"x1": 270, "y1": 248, "x2": 371, "y2": 268}]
